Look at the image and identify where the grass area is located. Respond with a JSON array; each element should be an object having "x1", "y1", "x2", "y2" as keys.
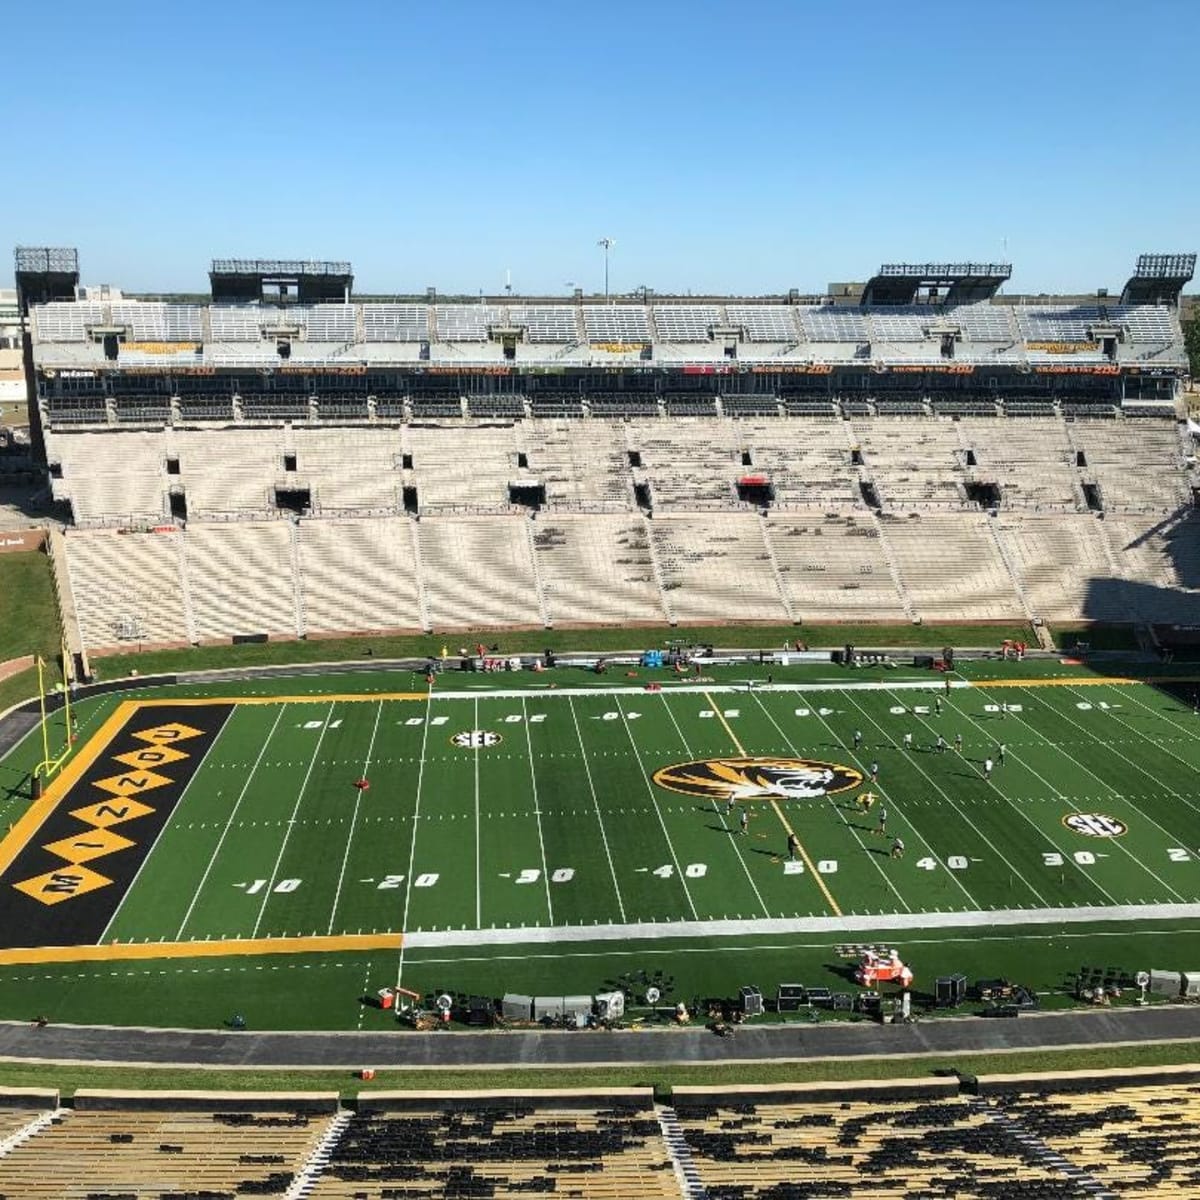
[
  {"x1": 0, "y1": 551, "x2": 60, "y2": 667},
  {"x1": 94, "y1": 621, "x2": 1039, "y2": 680},
  {"x1": 2, "y1": 665, "x2": 1200, "y2": 1029},
  {"x1": 0, "y1": 1040, "x2": 1197, "y2": 1099}
]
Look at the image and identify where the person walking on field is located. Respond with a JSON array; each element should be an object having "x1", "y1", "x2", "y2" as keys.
[
  {"x1": 997, "y1": 742, "x2": 1006, "y2": 766},
  {"x1": 787, "y1": 832, "x2": 800, "y2": 862},
  {"x1": 983, "y1": 756, "x2": 994, "y2": 781},
  {"x1": 739, "y1": 808, "x2": 749, "y2": 836},
  {"x1": 853, "y1": 729, "x2": 863, "y2": 751},
  {"x1": 954, "y1": 732, "x2": 963, "y2": 754},
  {"x1": 876, "y1": 806, "x2": 887, "y2": 837},
  {"x1": 903, "y1": 731, "x2": 913, "y2": 751},
  {"x1": 869, "y1": 760, "x2": 879, "y2": 783}
]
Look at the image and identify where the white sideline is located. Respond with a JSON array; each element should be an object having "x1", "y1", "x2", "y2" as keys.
[
  {"x1": 427, "y1": 678, "x2": 970, "y2": 701},
  {"x1": 401, "y1": 902, "x2": 1200, "y2": 949}
]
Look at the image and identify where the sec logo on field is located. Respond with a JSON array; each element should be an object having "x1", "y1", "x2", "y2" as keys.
[
  {"x1": 451, "y1": 730, "x2": 502, "y2": 749},
  {"x1": 1063, "y1": 812, "x2": 1127, "y2": 838}
]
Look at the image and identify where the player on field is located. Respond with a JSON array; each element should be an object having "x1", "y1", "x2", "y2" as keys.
[
  {"x1": 935, "y1": 734, "x2": 946, "y2": 753},
  {"x1": 983, "y1": 756, "x2": 994, "y2": 780},
  {"x1": 902, "y1": 731, "x2": 913, "y2": 751},
  {"x1": 853, "y1": 729, "x2": 863, "y2": 750},
  {"x1": 876, "y1": 806, "x2": 887, "y2": 837},
  {"x1": 890, "y1": 836, "x2": 905, "y2": 859},
  {"x1": 869, "y1": 760, "x2": 879, "y2": 783},
  {"x1": 739, "y1": 808, "x2": 749, "y2": 836},
  {"x1": 857, "y1": 790, "x2": 877, "y2": 813},
  {"x1": 787, "y1": 832, "x2": 800, "y2": 862},
  {"x1": 997, "y1": 742, "x2": 1006, "y2": 765},
  {"x1": 954, "y1": 732, "x2": 963, "y2": 754}
]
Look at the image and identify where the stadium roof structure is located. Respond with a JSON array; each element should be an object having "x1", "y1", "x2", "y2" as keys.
[
  {"x1": 1120, "y1": 253, "x2": 1196, "y2": 306},
  {"x1": 861, "y1": 263, "x2": 1013, "y2": 307},
  {"x1": 209, "y1": 258, "x2": 353, "y2": 305}
]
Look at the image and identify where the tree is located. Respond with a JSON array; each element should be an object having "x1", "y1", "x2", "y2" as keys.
[{"x1": 1185, "y1": 311, "x2": 1200, "y2": 379}]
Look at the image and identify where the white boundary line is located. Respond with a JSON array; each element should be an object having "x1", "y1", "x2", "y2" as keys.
[
  {"x1": 567, "y1": 695, "x2": 626, "y2": 923},
  {"x1": 326, "y1": 698, "x2": 384, "y2": 935},
  {"x1": 401, "y1": 900, "x2": 1200, "y2": 949},
  {"x1": 415, "y1": 680, "x2": 965, "y2": 702}
]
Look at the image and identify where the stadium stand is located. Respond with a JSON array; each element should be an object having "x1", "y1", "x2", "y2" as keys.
[
  {"x1": 309, "y1": 1090, "x2": 682, "y2": 1200},
  {"x1": 533, "y1": 514, "x2": 669, "y2": 626},
  {"x1": 0, "y1": 1095, "x2": 335, "y2": 1200},
  {"x1": 21, "y1": 248, "x2": 1196, "y2": 651}
]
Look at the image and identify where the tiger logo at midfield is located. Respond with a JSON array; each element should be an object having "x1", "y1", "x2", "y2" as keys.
[{"x1": 652, "y1": 756, "x2": 862, "y2": 802}]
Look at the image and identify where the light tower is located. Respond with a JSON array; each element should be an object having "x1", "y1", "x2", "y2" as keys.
[{"x1": 597, "y1": 237, "x2": 616, "y2": 300}]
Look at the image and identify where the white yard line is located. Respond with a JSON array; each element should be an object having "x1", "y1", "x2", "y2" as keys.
[
  {"x1": 326, "y1": 699, "x2": 385, "y2": 935},
  {"x1": 843, "y1": 689, "x2": 1049, "y2": 906},
  {"x1": 1120, "y1": 684, "x2": 1200, "y2": 758},
  {"x1": 657, "y1": 692, "x2": 771, "y2": 918},
  {"x1": 173, "y1": 707, "x2": 285, "y2": 940},
  {"x1": 567, "y1": 696, "x2": 626, "y2": 923},
  {"x1": 750, "y1": 692, "x2": 915, "y2": 912},
  {"x1": 996, "y1": 686, "x2": 1189, "y2": 902},
  {"x1": 521, "y1": 696, "x2": 554, "y2": 926},
  {"x1": 103, "y1": 707, "x2": 241, "y2": 944},
  {"x1": 1087, "y1": 685, "x2": 1200, "y2": 821},
  {"x1": 931, "y1": 688, "x2": 1126, "y2": 906},
  {"x1": 474, "y1": 696, "x2": 481, "y2": 929},
  {"x1": 251, "y1": 702, "x2": 337, "y2": 938},
  {"x1": 395, "y1": 690, "x2": 435, "y2": 989},
  {"x1": 615, "y1": 695, "x2": 698, "y2": 920},
  {"x1": 400, "y1": 900, "x2": 1200, "y2": 950}
]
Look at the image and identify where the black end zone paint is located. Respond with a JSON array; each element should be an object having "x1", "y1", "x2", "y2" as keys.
[{"x1": 0, "y1": 703, "x2": 234, "y2": 950}]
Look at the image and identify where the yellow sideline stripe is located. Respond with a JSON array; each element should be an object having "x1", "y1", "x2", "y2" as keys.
[
  {"x1": 0, "y1": 931, "x2": 403, "y2": 967},
  {"x1": 702, "y1": 692, "x2": 843, "y2": 919},
  {"x1": 0, "y1": 700, "x2": 140, "y2": 878}
]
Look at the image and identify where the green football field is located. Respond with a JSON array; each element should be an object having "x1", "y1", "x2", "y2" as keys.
[{"x1": 6, "y1": 665, "x2": 1200, "y2": 993}]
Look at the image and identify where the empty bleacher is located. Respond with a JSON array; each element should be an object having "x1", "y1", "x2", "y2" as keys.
[
  {"x1": 765, "y1": 513, "x2": 908, "y2": 620},
  {"x1": 63, "y1": 528, "x2": 190, "y2": 649},
  {"x1": 309, "y1": 1093, "x2": 680, "y2": 1200},
  {"x1": 534, "y1": 515, "x2": 667, "y2": 626},
  {"x1": 961, "y1": 418, "x2": 1083, "y2": 510},
  {"x1": 406, "y1": 424, "x2": 520, "y2": 511},
  {"x1": 297, "y1": 518, "x2": 422, "y2": 634},
  {"x1": 883, "y1": 512, "x2": 1023, "y2": 620},
  {"x1": 991, "y1": 1079, "x2": 1200, "y2": 1197},
  {"x1": 420, "y1": 516, "x2": 540, "y2": 628},
  {"x1": 995, "y1": 513, "x2": 1123, "y2": 622},
  {"x1": 851, "y1": 418, "x2": 966, "y2": 508},
  {"x1": 676, "y1": 1089, "x2": 1091, "y2": 1199},
  {"x1": 184, "y1": 521, "x2": 299, "y2": 640},
  {"x1": 650, "y1": 514, "x2": 787, "y2": 623},
  {"x1": 0, "y1": 1101, "x2": 332, "y2": 1199}
]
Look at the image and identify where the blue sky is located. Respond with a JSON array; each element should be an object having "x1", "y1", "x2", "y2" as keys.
[{"x1": 7, "y1": 0, "x2": 1197, "y2": 296}]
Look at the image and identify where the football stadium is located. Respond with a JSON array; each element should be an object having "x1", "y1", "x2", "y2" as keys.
[{"x1": 0, "y1": 244, "x2": 1199, "y2": 1198}]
